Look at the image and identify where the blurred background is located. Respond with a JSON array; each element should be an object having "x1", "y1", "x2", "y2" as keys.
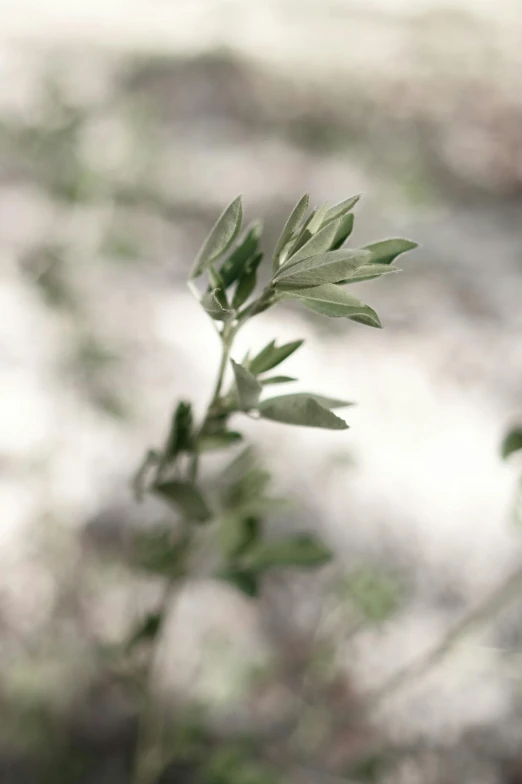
[{"x1": 2, "y1": 0, "x2": 522, "y2": 781}]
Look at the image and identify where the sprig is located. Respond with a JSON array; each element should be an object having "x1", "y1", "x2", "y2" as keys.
[{"x1": 129, "y1": 194, "x2": 418, "y2": 784}]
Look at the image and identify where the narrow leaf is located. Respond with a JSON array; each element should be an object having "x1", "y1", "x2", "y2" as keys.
[
  {"x1": 306, "y1": 202, "x2": 329, "y2": 234},
  {"x1": 231, "y1": 360, "x2": 262, "y2": 409},
  {"x1": 130, "y1": 528, "x2": 189, "y2": 575},
  {"x1": 363, "y1": 238, "x2": 418, "y2": 265},
  {"x1": 243, "y1": 534, "x2": 332, "y2": 570},
  {"x1": 261, "y1": 375, "x2": 297, "y2": 385},
  {"x1": 219, "y1": 514, "x2": 261, "y2": 559},
  {"x1": 338, "y1": 263, "x2": 399, "y2": 285},
  {"x1": 163, "y1": 402, "x2": 193, "y2": 462},
  {"x1": 286, "y1": 203, "x2": 329, "y2": 257},
  {"x1": 231, "y1": 252, "x2": 262, "y2": 308},
  {"x1": 324, "y1": 194, "x2": 361, "y2": 223},
  {"x1": 190, "y1": 196, "x2": 243, "y2": 278},
  {"x1": 200, "y1": 288, "x2": 234, "y2": 321},
  {"x1": 154, "y1": 480, "x2": 211, "y2": 522},
  {"x1": 219, "y1": 222, "x2": 262, "y2": 287},
  {"x1": 331, "y1": 212, "x2": 354, "y2": 250},
  {"x1": 198, "y1": 431, "x2": 243, "y2": 452},
  {"x1": 283, "y1": 217, "x2": 343, "y2": 266},
  {"x1": 217, "y1": 568, "x2": 260, "y2": 598},
  {"x1": 259, "y1": 394, "x2": 349, "y2": 429},
  {"x1": 273, "y1": 194, "x2": 310, "y2": 266},
  {"x1": 249, "y1": 339, "x2": 304, "y2": 375},
  {"x1": 287, "y1": 283, "x2": 381, "y2": 327},
  {"x1": 281, "y1": 392, "x2": 353, "y2": 409},
  {"x1": 502, "y1": 428, "x2": 522, "y2": 460},
  {"x1": 273, "y1": 249, "x2": 371, "y2": 290}
]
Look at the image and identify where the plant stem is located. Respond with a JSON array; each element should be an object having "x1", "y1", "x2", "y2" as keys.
[
  {"x1": 210, "y1": 321, "x2": 236, "y2": 408},
  {"x1": 131, "y1": 581, "x2": 180, "y2": 784},
  {"x1": 189, "y1": 321, "x2": 237, "y2": 483},
  {"x1": 132, "y1": 321, "x2": 240, "y2": 784}
]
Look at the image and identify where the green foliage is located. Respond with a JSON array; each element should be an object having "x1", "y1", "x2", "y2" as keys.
[
  {"x1": 287, "y1": 283, "x2": 382, "y2": 327},
  {"x1": 191, "y1": 196, "x2": 243, "y2": 279},
  {"x1": 129, "y1": 193, "x2": 416, "y2": 784},
  {"x1": 231, "y1": 360, "x2": 263, "y2": 410},
  {"x1": 339, "y1": 567, "x2": 402, "y2": 623},
  {"x1": 260, "y1": 375, "x2": 297, "y2": 385},
  {"x1": 242, "y1": 534, "x2": 332, "y2": 570},
  {"x1": 248, "y1": 339, "x2": 303, "y2": 375},
  {"x1": 220, "y1": 222, "x2": 262, "y2": 286},
  {"x1": 273, "y1": 193, "x2": 309, "y2": 267},
  {"x1": 501, "y1": 427, "x2": 522, "y2": 460},
  {"x1": 331, "y1": 212, "x2": 355, "y2": 249},
  {"x1": 129, "y1": 527, "x2": 189, "y2": 576},
  {"x1": 273, "y1": 249, "x2": 371, "y2": 290},
  {"x1": 259, "y1": 394, "x2": 349, "y2": 429},
  {"x1": 162, "y1": 402, "x2": 194, "y2": 463},
  {"x1": 154, "y1": 480, "x2": 212, "y2": 522},
  {"x1": 362, "y1": 237, "x2": 418, "y2": 265}
]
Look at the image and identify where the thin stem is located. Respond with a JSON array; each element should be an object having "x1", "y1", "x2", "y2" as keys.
[
  {"x1": 189, "y1": 321, "x2": 237, "y2": 483},
  {"x1": 131, "y1": 321, "x2": 241, "y2": 784},
  {"x1": 209, "y1": 322, "x2": 236, "y2": 408},
  {"x1": 131, "y1": 581, "x2": 180, "y2": 784}
]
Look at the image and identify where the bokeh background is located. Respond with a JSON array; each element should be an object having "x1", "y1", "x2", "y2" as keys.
[{"x1": 2, "y1": 0, "x2": 522, "y2": 781}]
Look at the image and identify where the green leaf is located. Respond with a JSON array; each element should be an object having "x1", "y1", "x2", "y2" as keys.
[
  {"x1": 190, "y1": 196, "x2": 243, "y2": 278},
  {"x1": 199, "y1": 430, "x2": 243, "y2": 452},
  {"x1": 163, "y1": 401, "x2": 193, "y2": 463},
  {"x1": 287, "y1": 283, "x2": 381, "y2": 327},
  {"x1": 502, "y1": 428, "x2": 522, "y2": 460},
  {"x1": 259, "y1": 394, "x2": 349, "y2": 429},
  {"x1": 273, "y1": 193, "x2": 310, "y2": 266},
  {"x1": 261, "y1": 375, "x2": 297, "y2": 385},
  {"x1": 154, "y1": 480, "x2": 211, "y2": 522},
  {"x1": 130, "y1": 528, "x2": 189, "y2": 576},
  {"x1": 126, "y1": 612, "x2": 162, "y2": 650},
  {"x1": 284, "y1": 217, "x2": 343, "y2": 266},
  {"x1": 306, "y1": 202, "x2": 329, "y2": 234},
  {"x1": 280, "y1": 392, "x2": 353, "y2": 409},
  {"x1": 243, "y1": 534, "x2": 332, "y2": 570},
  {"x1": 231, "y1": 252, "x2": 263, "y2": 308},
  {"x1": 324, "y1": 194, "x2": 361, "y2": 223},
  {"x1": 330, "y1": 212, "x2": 354, "y2": 250},
  {"x1": 217, "y1": 568, "x2": 260, "y2": 598},
  {"x1": 340, "y1": 568, "x2": 401, "y2": 623},
  {"x1": 338, "y1": 263, "x2": 399, "y2": 285},
  {"x1": 219, "y1": 514, "x2": 261, "y2": 559},
  {"x1": 286, "y1": 202, "x2": 329, "y2": 257},
  {"x1": 200, "y1": 288, "x2": 234, "y2": 321},
  {"x1": 231, "y1": 360, "x2": 263, "y2": 410},
  {"x1": 219, "y1": 222, "x2": 262, "y2": 287},
  {"x1": 273, "y1": 249, "x2": 371, "y2": 290},
  {"x1": 249, "y1": 339, "x2": 303, "y2": 375},
  {"x1": 362, "y1": 237, "x2": 418, "y2": 265},
  {"x1": 219, "y1": 447, "x2": 273, "y2": 515}
]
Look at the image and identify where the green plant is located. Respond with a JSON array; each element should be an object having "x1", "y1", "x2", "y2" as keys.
[{"x1": 129, "y1": 193, "x2": 417, "y2": 784}]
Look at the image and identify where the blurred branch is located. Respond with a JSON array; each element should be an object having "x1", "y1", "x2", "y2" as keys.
[{"x1": 367, "y1": 563, "x2": 522, "y2": 709}]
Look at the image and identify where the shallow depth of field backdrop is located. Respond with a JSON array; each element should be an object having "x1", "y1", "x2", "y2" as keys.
[{"x1": 1, "y1": 1, "x2": 522, "y2": 782}]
